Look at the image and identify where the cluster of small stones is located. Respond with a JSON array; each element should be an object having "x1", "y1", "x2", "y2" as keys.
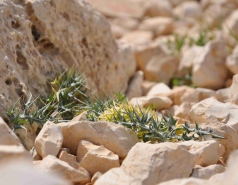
[{"x1": 2, "y1": 0, "x2": 238, "y2": 185}]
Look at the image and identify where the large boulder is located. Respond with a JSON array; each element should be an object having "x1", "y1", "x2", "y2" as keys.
[
  {"x1": 0, "y1": 0, "x2": 135, "y2": 122},
  {"x1": 95, "y1": 142, "x2": 196, "y2": 185},
  {"x1": 58, "y1": 121, "x2": 139, "y2": 158}
]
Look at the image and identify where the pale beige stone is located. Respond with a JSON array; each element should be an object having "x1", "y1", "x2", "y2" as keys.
[
  {"x1": 216, "y1": 88, "x2": 230, "y2": 103},
  {"x1": 174, "y1": 1, "x2": 202, "y2": 20},
  {"x1": 87, "y1": 0, "x2": 145, "y2": 18},
  {"x1": 159, "y1": 177, "x2": 212, "y2": 185},
  {"x1": 178, "y1": 46, "x2": 203, "y2": 76},
  {"x1": 141, "y1": 81, "x2": 157, "y2": 95},
  {"x1": 77, "y1": 140, "x2": 120, "y2": 176},
  {"x1": 110, "y1": 16, "x2": 139, "y2": 31},
  {"x1": 72, "y1": 111, "x2": 88, "y2": 121},
  {"x1": 35, "y1": 121, "x2": 63, "y2": 158},
  {"x1": 126, "y1": 70, "x2": 144, "y2": 99},
  {"x1": 0, "y1": 145, "x2": 31, "y2": 164},
  {"x1": 91, "y1": 172, "x2": 102, "y2": 184},
  {"x1": 229, "y1": 74, "x2": 238, "y2": 105},
  {"x1": 0, "y1": 117, "x2": 22, "y2": 146},
  {"x1": 147, "y1": 83, "x2": 171, "y2": 96},
  {"x1": 0, "y1": 160, "x2": 71, "y2": 185},
  {"x1": 95, "y1": 142, "x2": 195, "y2": 185},
  {"x1": 37, "y1": 155, "x2": 90, "y2": 184},
  {"x1": 169, "y1": 0, "x2": 195, "y2": 7},
  {"x1": 169, "y1": 86, "x2": 195, "y2": 105},
  {"x1": 30, "y1": 148, "x2": 42, "y2": 161},
  {"x1": 192, "y1": 40, "x2": 229, "y2": 89},
  {"x1": 181, "y1": 88, "x2": 216, "y2": 103},
  {"x1": 199, "y1": 123, "x2": 238, "y2": 161},
  {"x1": 58, "y1": 150, "x2": 79, "y2": 169},
  {"x1": 110, "y1": 24, "x2": 127, "y2": 39},
  {"x1": 130, "y1": 96, "x2": 173, "y2": 110},
  {"x1": 189, "y1": 97, "x2": 238, "y2": 132},
  {"x1": 224, "y1": 9, "x2": 238, "y2": 38},
  {"x1": 191, "y1": 164, "x2": 225, "y2": 179},
  {"x1": 178, "y1": 140, "x2": 220, "y2": 166},
  {"x1": 120, "y1": 30, "x2": 153, "y2": 46},
  {"x1": 144, "y1": 0, "x2": 173, "y2": 17},
  {"x1": 138, "y1": 17, "x2": 174, "y2": 37},
  {"x1": 59, "y1": 121, "x2": 139, "y2": 158},
  {"x1": 226, "y1": 46, "x2": 238, "y2": 74},
  {"x1": 174, "y1": 102, "x2": 192, "y2": 120}
]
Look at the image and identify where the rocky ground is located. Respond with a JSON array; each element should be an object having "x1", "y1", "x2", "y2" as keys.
[{"x1": 1, "y1": 0, "x2": 238, "y2": 184}]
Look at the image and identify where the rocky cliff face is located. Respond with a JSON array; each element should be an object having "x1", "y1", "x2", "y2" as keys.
[{"x1": 0, "y1": 0, "x2": 135, "y2": 122}]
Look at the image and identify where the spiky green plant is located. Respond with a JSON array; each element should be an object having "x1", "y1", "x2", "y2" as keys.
[
  {"x1": 7, "y1": 69, "x2": 89, "y2": 130},
  {"x1": 85, "y1": 94, "x2": 224, "y2": 143}
]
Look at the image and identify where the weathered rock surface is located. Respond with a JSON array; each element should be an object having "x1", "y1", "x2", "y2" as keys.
[
  {"x1": 144, "y1": 0, "x2": 173, "y2": 17},
  {"x1": 226, "y1": 45, "x2": 238, "y2": 75},
  {"x1": 192, "y1": 40, "x2": 229, "y2": 89},
  {"x1": 35, "y1": 121, "x2": 63, "y2": 158},
  {"x1": 225, "y1": 9, "x2": 238, "y2": 38},
  {"x1": 95, "y1": 142, "x2": 195, "y2": 185},
  {"x1": 130, "y1": 96, "x2": 173, "y2": 110},
  {"x1": 58, "y1": 150, "x2": 79, "y2": 170},
  {"x1": 190, "y1": 164, "x2": 225, "y2": 179},
  {"x1": 36, "y1": 155, "x2": 90, "y2": 184},
  {"x1": 0, "y1": 117, "x2": 22, "y2": 146},
  {"x1": 136, "y1": 43, "x2": 179, "y2": 84},
  {"x1": 178, "y1": 140, "x2": 220, "y2": 166},
  {"x1": 58, "y1": 121, "x2": 139, "y2": 158},
  {"x1": 0, "y1": 160, "x2": 71, "y2": 185},
  {"x1": 159, "y1": 177, "x2": 213, "y2": 185},
  {"x1": 0, "y1": 145, "x2": 31, "y2": 164},
  {"x1": 147, "y1": 83, "x2": 171, "y2": 96},
  {"x1": 126, "y1": 70, "x2": 144, "y2": 99},
  {"x1": 189, "y1": 97, "x2": 238, "y2": 132},
  {"x1": 216, "y1": 88, "x2": 230, "y2": 103},
  {"x1": 0, "y1": 0, "x2": 135, "y2": 123},
  {"x1": 229, "y1": 74, "x2": 238, "y2": 105},
  {"x1": 77, "y1": 140, "x2": 120, "y2": 176}
]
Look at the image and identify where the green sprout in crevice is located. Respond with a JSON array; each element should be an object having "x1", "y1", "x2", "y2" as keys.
[
  {"x1": 7, "y1": 69, "x2": 224, "y2": 143},
  {"x1": 7, "y1": 69, "x2": 89, "y2": 130}
]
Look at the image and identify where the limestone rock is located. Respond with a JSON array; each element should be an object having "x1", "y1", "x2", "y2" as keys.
[
  {"x1": 95, "y1": 142, "x2": 195, "y2": 185},
  {"x1": 30, "y1": 148, "x2": 42, "y2": 161},
  {"x1": 0, "y1": 145, "x2": 31, "y2": 164},
  {"x1": 226, "y1": 46, "x2": 238, "y2": 74},
  {"x1": 174, "y1": 1, "x2": 202, "y2": 20},
  {"x1": 58, "y1": 121, "x2": 139, "y2": 158},
  {"x1": 37, "y1": 155, "x2": 90, "y2": 184},
  {"x1": 178, "y1": 140, "x2": 220, "y2": 166},
  {"x1": 0, "y1": 0, "x2": 135, "y2": 123},
  {"x1": 192, "y1": 40, "x2": 229, "y2": 89},
  {"x1": 159, "y1": 177, "x2": 212, "y2": 185},
  {"x1": 141, "y1": 81, "x2": 157, "y2": 95},
  {"x1": 120, "y1": 30, "x2": 153, "y2": 46},
  {"x1": 181, "y1": 88, "x2": 216, "y2": 103},
  {"x1": 229, "y1": 74, "x2": 238, "y2": 105},
  {"x1": 110, "y1": 16, "x2": 139, "y2": 31},
  {"x1": 91, "y1": 172, "x2": 103, "y2": 184},
  {"x1": 35, "y1": 121, "x2": 63, "y2": 158},
  {"x1": 87, "y1": 0, "x2": 145, "y2": 18},
  {"x1": 191, "y1": 164, "x2": 225, "y2": 179},
  {"x1": 0, "y1": 160, "x2": 70, "y2": 185},
  {"x1": 0, "y1": 117, "x2": 22, "y2": 146},
  {"x1": 178, "y1": 46, "x2": 203, "y2": 76},
  {"x1": 224, "y1": 9, "x2": 238, "y2": 38},
  {"x1": 58, "y1": 150, "x2": 79, "y2": 170},
  {"x1": 126, "y1": 70, "x2": 144, "y2": 99},
  {"x1": 216, "y1": 88, "x2": 230, "y2": 103},
  {"x1": 199, "y1": 123, "x2": 238, "y2": 161},
  {"x1": 135, "y1": 42, "x2": 179, "y2": 84},
  {"x1": 189, "y1": 97, "x2": 238, "y2": 132},
  {"x1": 144, "y1": 0, "x2": 173, "y2": 17},
  {"x1": 130, "y1": 96, "x2": 173, "y2": 110},
  {"x1": 77, "y1": 140, "x2": 120, "y2": 176},
  {"x1": 138, "y1": 17, "x2": 174, "y2": 36},
  {"x1": 174, "y1": 102, "x2": 192, "y2": 120},
  {"x1": 147, "y1": 83, "x2": 171, "y2": 96},
  {"x1": 169, "y1": 86, "x2": 195, "y2": 105}
]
